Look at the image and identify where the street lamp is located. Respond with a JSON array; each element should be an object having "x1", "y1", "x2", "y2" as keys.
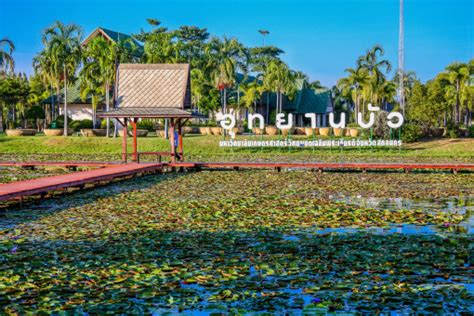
[{"x1": 258, "y1": 29, "x2": 269, "y2": 46}]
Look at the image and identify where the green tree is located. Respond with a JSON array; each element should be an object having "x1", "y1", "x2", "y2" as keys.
[
  {"x1": 250, "y1": 46, "x2": 283, "y2": 121},
  {"x1": 337, "y1": 67, "x2": 370, "y2": 120},
  {"x1": 175, "y1": 26, "x2": 209, "y2": 65},
  {"x1": 240, "y1": 81, "x2": 263, "y2": 113},
  {"x1": 0, "y1": 73, "x2": 30, "y2": 129},
  {"x1": 42, "y1": 21, "x2": 82, "y2": 135},
  {"x1": 407, "y1": 80, "x2": 438, "y2": 129},
  {"x1": 206, "y1": 37, "x2": 248, "y2": 114},
  {"x1": 263, "y1": 60, "x2": 296, "y2": 114},
  {"x1": 440, "y1": 62, "x2": 470, "y2": 126},
  {"x1": 81, "y1": 36, "x2": 115, "y2": 135},
  {"x1": 0, "y1": 38, "x2": 15, "y2": 76},
  {"x1": 357, "y1": 44, "x2": 392, "y2": 84},
  {"x1": 33, "y1": 48, "x2": 59, "y2": 123}
]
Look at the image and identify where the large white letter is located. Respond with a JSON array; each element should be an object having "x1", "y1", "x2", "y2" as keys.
[
  {"x1": 367, "y1": 103, "x2": 380, "y2": 112},
  {"x1": 357, "y1": 103, "x2": 378, "y2": 129},
  {"x1": 219, "y1": 113, "x2": 236, "y2": 130},
  {"x1": 387, "y1": 112, "x2": 404, "y2": 128},
  {"x1": 276, "y1": 113, "x2": 293, "y2": 129},
  {"x1": 357, "y1": 112, "x2": 375, "y2": 129},
  {"x1": 248, "y1": 113, "x2": 264, "y2": 130},
  {"x1": 329, "y1": 113, "x2": 346, "y2": 128},
  {"x1": 305, "y1": 113, "x2": 317, "y2": 128}
]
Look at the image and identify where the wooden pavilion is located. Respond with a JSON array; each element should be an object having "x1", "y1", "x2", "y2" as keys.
[{"x1": 99, "y1": 63, "x2": 195, "y2": 163}]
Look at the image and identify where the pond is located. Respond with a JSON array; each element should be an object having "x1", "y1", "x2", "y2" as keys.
[{"x1": 0, "y1": 171, "x2": 472, "y2": 314}]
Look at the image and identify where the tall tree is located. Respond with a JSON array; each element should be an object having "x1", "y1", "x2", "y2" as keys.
[
  {"x1": 206, "y1": 37, "x2": 248, "y2": 115},
  {"x1": 42, "y1": 21, "x2": 82, "y2": 135},
  {"x1": 263, "y1": 60, "x2": 295, "y2": 114},
  {"x1": 357, "y1": 45, "x2": 392, "y2": 83},
  {"x1": 175, "y1": 26, "x2": 209, "y2": 65},
  {"x1": 0, "y1": 38, "x2": 15, "y2": 76},
  {"x1": 441, "y1": 62, "x2": 470, "y2": 126},
  {"x1": 81, "y1": 36, "x2": 115, "y2": 135},
  {"x1": 337, "y1": 67, "x2": 370, "y2": 120},
  {"x1": 250, "y1": 46, "x2": 283, "y2": 121},
  {"x1": 33, "y1": 48, "x2": 58, "y2": 123}
]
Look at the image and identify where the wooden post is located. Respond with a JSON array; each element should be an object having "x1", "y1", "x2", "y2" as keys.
[
  {"x1": 170, "y1": 118, "x2": 176, "y2": 163},
  {"x1": 177, "y1": 118, "x2": 184, "y2": 161},
  {"x1": 122, "y1": 118, "x2": 128, "y2": 163},
  {"x1": 132, "y1": 118, "x2": 138, "y2": 162}
]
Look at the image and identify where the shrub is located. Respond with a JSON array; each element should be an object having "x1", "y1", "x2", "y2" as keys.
[
  {"x1": 468, "y1": 125, "x2": 474, "y2": 138},
  {"x1": 25, "y1": 105, "x2": 45, "y2": 120},
  {"x1": 373, "y1": 111, "x2": 390, "y2": 138},
  {"x1": 448, "y1": 129, "x2": 458, "y2": 138},
  {"x1": 401, "y1": 123, "x2": 422, "y2": 142},
  {"x1": 137, "y1": 120, "x2": 154, "y2": 131},
  {"x1": 100, "y1": 119, "x2": 114, "y2": 129},
  {"x1": 53, "y1": 115, "x2": 73, "y2": 128},
  {"x1": 81, "y1": 119, "x2": 93, "y2": 129},
  {"x1": 69, "y1": 120, "x2": 82, "y2": 131}
]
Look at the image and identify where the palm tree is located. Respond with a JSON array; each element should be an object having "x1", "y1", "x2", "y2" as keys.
[
  {"x1": 81, "y1": 36, "x2": 115, "y2": 135},
  {"x1": 250, "y1": 46, "x2": 284, "y2": 122},
  {"x1": 206, "y1": 37, "x2": 248, "y2": 115},
  {"x1": 357, "y1": 45, "x2": 392, "y2": 83},
  {"x1": 42, "y1": 21, "x2": 82, "y2": 135},
  {"x1": 393, "y1": 71, "x2": 417, "y2": 103},
  {"x1": 79, "y1": 59, "x2": 102, "y2": 128},
  {"x1": 337, "y1": 67, "x2": 370, "y2": 120},
  {"x1": 442, "y1": 62, "x2": 470, "y2": 126},
  {"x1": 240, "y1": 81, "x2": 263, "y2": 117},
  {"x1": 263, "y1": 60, "x2": 296, "y2": 114},
  {"x1": 33, "y1": 49, "x2": 58, "y2": 123},
  {"x1": 0, "y1": 38, "x2": 15, "y2": 76}
]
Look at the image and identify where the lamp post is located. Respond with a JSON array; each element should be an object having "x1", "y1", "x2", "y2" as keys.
[
  {"x1": 398, "y1": 0, "x2": 405, "y2": 115},
  {"x1": 258, "y1": 29, "x2": 269, "y2": 46}
]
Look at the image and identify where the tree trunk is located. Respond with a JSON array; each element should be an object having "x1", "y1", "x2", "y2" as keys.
[
  {"x1": 49, "y1": 83, "x2": 54, "y2": 124},
  {"x1": 106, "y1": 81, "x2": 110, "y2": 137},
  {"x1": 56, "y1": 85, "x2": 60, "y2": 121},
  {"x1": 63, "y1": 69, "x2": 68, "y2": 136},
  {"x1": 266, "y1": 92, "x2": 270, "y2": 123},
  {"x1": 455, "y1": 80, "x2": 460, "y2": 126},
  {"x1": 223, "y1": 88, "x2": 227, "y2": 137}
]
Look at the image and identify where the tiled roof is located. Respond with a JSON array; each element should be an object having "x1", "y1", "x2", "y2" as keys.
[
  {"x1": 115, "y1": 64, "x2": 191, "y2": 109},
  {"x1": 82, "y1": 27, "x2": 143, "y2": 56},
  {"x1": 99, "y1": 107, "x2": 194, "y2": 118},
  {"x1": 42, "y1": 81, "x2": 105, "y2": 105},
  {"x1": 292, "y1": 88, "x2": 331, "y2": 114}
]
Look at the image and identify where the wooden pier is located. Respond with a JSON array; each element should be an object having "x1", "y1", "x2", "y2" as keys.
[
  {"x1": 0, "y1": 161, "x2": 472, "y2": 203},
  {"x1": 170, "y1": 161, "x2": 474, "y2": 173},
  {"x1": 0, "y1": 163, "x2": 163, "y2": 202}
]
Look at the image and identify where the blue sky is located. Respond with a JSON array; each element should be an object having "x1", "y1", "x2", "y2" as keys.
[{"x1": 1, "y1": 0, "x2": 472, "y2": 86}]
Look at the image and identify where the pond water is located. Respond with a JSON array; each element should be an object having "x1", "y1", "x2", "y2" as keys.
[
  {"x1": 1, "y1": 175, "x2": 472, "y2": 315},
  {"x1": 330, "y1": 195, "x2": 474, "y2": 234}
]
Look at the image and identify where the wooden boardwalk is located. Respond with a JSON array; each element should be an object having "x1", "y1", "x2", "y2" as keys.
[
  {"x1": 0, "y1": 161, "x2": 117, "y2": 168},
  {"x1": 170, "y1": 161, "x2": 474, "y2": 172},
  {"x1": 0, "y1": 163, "x2": 163, "y2": 202},
  {"x1": 0, "y1": 161, "x2": 472, "y2": 203}
]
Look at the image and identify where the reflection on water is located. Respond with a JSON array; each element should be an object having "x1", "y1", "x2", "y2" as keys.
[{"x1": 331, "y1": 195, "x2": 474, "y2": 234}]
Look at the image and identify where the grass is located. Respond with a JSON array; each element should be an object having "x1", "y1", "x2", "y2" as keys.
[{"x1": 0, "y1": 134, "x2": 473, "y2": 163}]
